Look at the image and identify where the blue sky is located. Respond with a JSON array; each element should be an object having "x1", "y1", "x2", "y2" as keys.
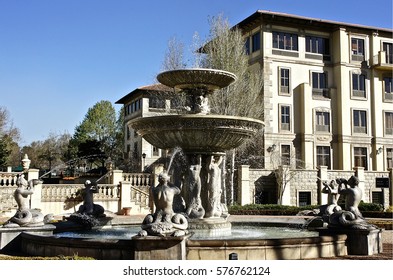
[{"x1": 0, "y1": 0, "x2": 392, "y2": 146}]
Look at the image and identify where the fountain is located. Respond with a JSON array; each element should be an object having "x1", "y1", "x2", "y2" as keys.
[
  {"x1": 2, "y1": 68, "x2": 382, "y2": 260},
  {"x1": 131, "y1": 68, "x2": 264, "y2": 239}
]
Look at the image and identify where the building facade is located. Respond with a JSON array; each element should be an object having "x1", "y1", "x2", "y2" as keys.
[
  {"x1": 117, "y1": 11, "x2": 393, "y2": 173},
  {"x1": 237, "y1": 10, "x2": 392, "y2": 172},
  {"x1": 116, "y1": 84, "x2": 173, "y2": 171}
]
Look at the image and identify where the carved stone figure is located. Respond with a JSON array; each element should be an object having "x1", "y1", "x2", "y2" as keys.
[
  {"x1": 328, "y1": 176, "x2": 376, "y2": 229},
  {"x1": 139, "y1": 172, "x2": 188, "y2": 237},
  {"x1": 67, "y1": 180, "x2": 106, "y2": 227},
  {"x1": 185, "y1": 154, "x2": 205, "y2": 219},
  {"x1": 76, "y1": 180, "x2": 105, "y2": 217},
  {"x1": 321, "y1": 179, "x2": 342, "y2": 215},
  {"x1": 205, "y1": 155, "x2": 223, "y2": 218},
  {"x1": 338, "y1": 176, "x2": 363, "y2": 218},
  {"x1": 193, "y1": 95, "x2": 209, "y2": 114},
  {"x1": 2, "y1": 175, "x2": 45, "y2": 227}
]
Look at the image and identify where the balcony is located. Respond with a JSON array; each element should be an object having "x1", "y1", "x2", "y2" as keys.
[
  {"x1": 372, "y1": 51, "x2": 393, "y2": 71},
  {"x1": 312, "y1": 88, "x2": 330, "y2": 99}
]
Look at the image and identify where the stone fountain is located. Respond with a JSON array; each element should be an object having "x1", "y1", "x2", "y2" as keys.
[{"x1": 130, "y1": 68, "x2": 264, "y2": 240}]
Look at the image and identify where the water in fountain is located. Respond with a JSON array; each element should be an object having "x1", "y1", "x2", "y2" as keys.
[
  {"x1": 54, "y1": 223, "x2": 318, "y2": 240},
  {"x1": 166, "y1": 147, "x2": 183, "y2": 173},
  {"x1": 39, "y1": 154, "x2": 107, "y2": 180}
]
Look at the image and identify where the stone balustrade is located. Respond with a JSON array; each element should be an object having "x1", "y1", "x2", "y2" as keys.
[
  {"x1": 0, "y1": 172, "x2": 22, "y2": 187},
  {"x1": 0, "y1": 170, "x2": 153, "y2": 217},
  {"x1": 122, "y1": 173, "x2": 151, "y2": 187}
]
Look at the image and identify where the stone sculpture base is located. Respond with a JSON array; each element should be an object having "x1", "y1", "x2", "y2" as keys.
[
  {"x1": 317, "y1": 227, "x2": 383, "y2": 255},
  {"x1": 132, "y1": 234, "x2": 191, "y2": 260},
  {"x1": 188, "y1": 217, "x2": 232, "y2": 238},
  {"x1": 0, "y1": 224, "x2": 55, "y2": 252}
]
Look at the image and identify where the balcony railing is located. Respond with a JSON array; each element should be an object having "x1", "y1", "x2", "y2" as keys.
[
  {"x1": 312, "y1": 88, "x2": 330, "y2": 99},
  {"x1": 372, "y1": 51, "x2": 393, "y2": 71}
]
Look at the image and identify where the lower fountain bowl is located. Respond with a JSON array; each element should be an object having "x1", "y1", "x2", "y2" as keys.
[{"x1": 130, "y1": 114, "x2": 264, "y2": 154}]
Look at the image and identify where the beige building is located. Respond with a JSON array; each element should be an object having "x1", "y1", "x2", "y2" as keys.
[
  {"x1": 117, "y1": 10, "x2": 393, "y2": 174},
  {"x1": 116, "y1": 84, "x2": 173, "y2": 171},
  {"x1": 237, "y1": 10, "x2": 392, "y2": 171}
]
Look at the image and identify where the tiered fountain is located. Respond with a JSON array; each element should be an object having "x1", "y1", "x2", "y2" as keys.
[
  {"x1": 12, "y1": 68, "x2": 371, "y2": 260},
  {"x1": 130, "y1": 68, "x2": 264, "y2": 239}
]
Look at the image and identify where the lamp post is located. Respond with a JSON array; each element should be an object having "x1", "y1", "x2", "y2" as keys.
[{"x1": 142, "y1": 153, "x2": 146, "y2": 172}]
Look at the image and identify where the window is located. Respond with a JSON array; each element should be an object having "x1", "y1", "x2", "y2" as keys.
[
  {"x1": 385, "y1": 112, "x2": 393, "y2": 135},
  {"x1": 383, "y1": 42, "x2": 393, "y2": 64},
  {"x1": 351, "y1": 38, "x2": 365, "y2": 61},
  {"x1": 298, "y1": 192, "x2": 311, "y2": 206},
  {"x1": 352, "y1": 73, "x2": 366, "y2": 98},
  {"x1": 353, "y1": 110, "x2": 367, "y2": 134},
  {"x1": 312, "y1": 72, "x2": 329, "y2": 98},
  {"x1": 387, "y1": 148, "x2": 393, "y2": 169},
  {"x1": 280, "y1": 105, "x2": 291, "y2": 131},
  {"x1": 315, "y1": 111, "x2": 330, "y2": 132},
  {"x1": 133, "y1": 143, "x2": 139, "y2": 159},
  {"x1": 245, "y1": 37, "x2": 250, "y2": 55},
  {"x1": 306, "y1": 36, "x2": 330, "y2": 59},
  {"x1": 149, "y1": 96, "x2": 166, "y2": 109},
  {"x1": 317, "y1": 146, "x2": 331, "y2": 169},
  {"x1": 126, "y1": 144, "x2": 131, "y2": 158},
  {"x1": 152, "y1": 146, "x2": 160, "y2": 157},
  {"x1": 252, "y1": 32, "x2": 260, "y2": 52},
  {"x1": 279, "y1": 68, "x2": 290, "y2": 94},
  {"x1": 273, "y1": 32, "x2": 298, "y2": 51},
  {"x1": 371, "y1": 192, "x2": 383, "y2": 205},
  {"x1": 354, "y1": 147, "x2": 368, "y2": 170},
  {"x1": 126, "y1": 126, "x2": 131, "y2": 140},
  {"x1": 281, "y1": 145, "x2": 291, "y2": 165},
  {"x1": 384, "y1": 77, "x2": 393, "y2": 101}
]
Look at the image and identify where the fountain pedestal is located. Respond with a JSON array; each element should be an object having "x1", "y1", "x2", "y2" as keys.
[
  {"x1": 317, "y1": 227, "x2": 383, "y2": 255},
  {"x1": 132, "y1": 234, "x2": 191, "y2": 260},
  {"x1": 0, "y1": 224, "x2": 55, "y2": 252},
  {"x1": 188, "y1": 217, "x2": 232, "y2": 238}
]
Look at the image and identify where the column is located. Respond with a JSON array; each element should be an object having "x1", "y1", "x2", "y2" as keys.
[
  {"x1": 237, "y1": 165, "x2": 250, "y2": 206},
  {"x1": 111, "y1": 170, "x2": 123, "y2": 185},
  {"x1": 354, "y1": 167, "x2": 366, "y2": 202},
  {"x1": 27, "y1": 169, "x2": 41, "y2": 210},
  {"x1": 318, "y1": 166, "x2": 328, "y2": 205}
]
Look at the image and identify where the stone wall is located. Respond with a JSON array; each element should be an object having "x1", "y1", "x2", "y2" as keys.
[
  {"x1": 0, "y1": 170, "x2": 152, "y2": 217},
  {"x1": 238, "y1": 166, "x2": 393, "y2": 208}
]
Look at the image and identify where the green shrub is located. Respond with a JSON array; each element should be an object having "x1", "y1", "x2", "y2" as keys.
[
  {"x1": 358, "y1": 201, "x2": 384, "y2": 212},
  {"x1": 228, "y1": 203, "x2": 392, "y2": 217},
  {"x1": 228, "y1": 204, "x2": 319, "y2": 215}
]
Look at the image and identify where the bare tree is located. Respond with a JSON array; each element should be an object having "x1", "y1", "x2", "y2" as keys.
[
  {"x1": 0, "y1": 106, "x2": 21, "y2": 169},
  {"x1": 269, "y1": 147, "x2": 309, "y2": 205},
  {"x1": 161, "y1": 37, "x2": 186, "y2": 71},
  {"x1": 201, "y1": 15, "x2": 264, "y2": 205},
  {"x1": 201, "y1": 14, "x2": 264, "y2": 119}
]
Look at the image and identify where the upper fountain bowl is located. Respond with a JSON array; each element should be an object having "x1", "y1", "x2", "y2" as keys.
[{"x1": 157, "y1": 68, "x2": 237, "y2": 91}]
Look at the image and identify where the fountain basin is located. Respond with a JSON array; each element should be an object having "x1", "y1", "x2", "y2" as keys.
[
  {"x1": 157, "y1": 68, "x2": 237, "y2": 91},
  {"x1": 18, "y1": 220, "x2": 348, "y2": 260},
  {"x1": 131, "y1": 114, "x2": 264, "y2": 154}
]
